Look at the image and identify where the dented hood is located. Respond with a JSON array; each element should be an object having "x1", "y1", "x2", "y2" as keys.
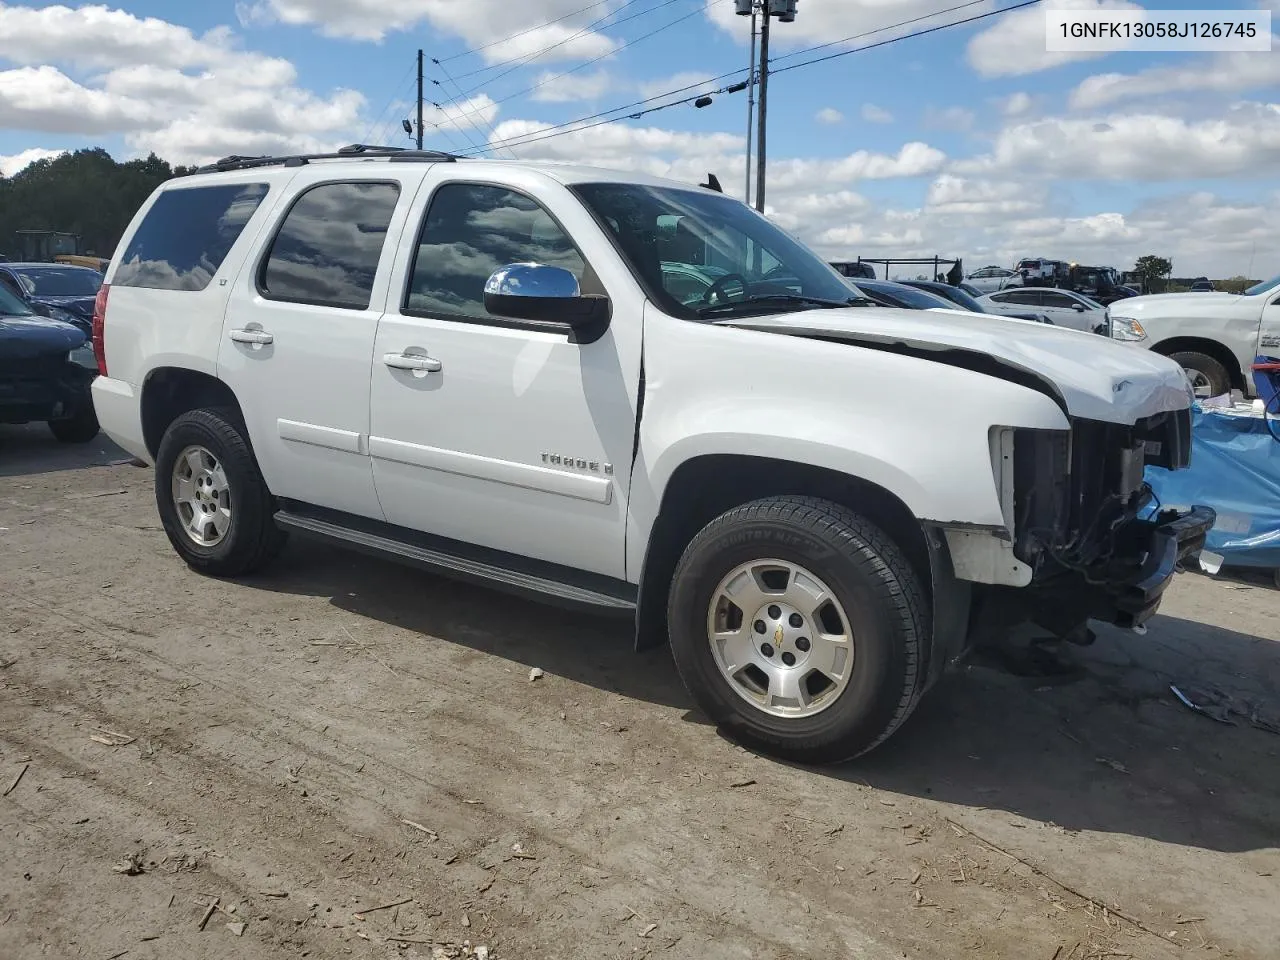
[{"x1": 722, "y1": 306, "x2": 1192, "y2": 425}]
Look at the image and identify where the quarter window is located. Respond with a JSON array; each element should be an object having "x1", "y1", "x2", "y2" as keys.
[
  {"x1": 114, "y1": 182, "x2": 269, "y2": 291},
  {"x1": 404, "y1": 183, "x2": 587, "y2": 321},
  {"x1": 260, "y1": 181, "x2": 400, "y2": 310}
]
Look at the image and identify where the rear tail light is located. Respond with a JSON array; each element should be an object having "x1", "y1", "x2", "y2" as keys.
[{"x1": 92, "y1": 283, "x2": 110, "y2": 376}]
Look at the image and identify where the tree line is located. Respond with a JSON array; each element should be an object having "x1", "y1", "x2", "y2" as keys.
[{"x1": 0, "y1": 148, "x2": 194, "y2": 260}]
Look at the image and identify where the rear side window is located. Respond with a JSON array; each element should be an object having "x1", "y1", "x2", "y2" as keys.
[
  {"x1": 259, "y1": 181, "x2": 401, "y2": 310},
  {"x1": 114, "y1": 182, "x2": 269, "y2": 291}
]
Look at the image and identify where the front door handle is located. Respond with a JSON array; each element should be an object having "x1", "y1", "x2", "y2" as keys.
[
  {"x1": 383, "y1": 352, "x2": 442, "y2": 373},
  {"x1": 230, "y1": 328, "x2": 274, "y2": 345}
]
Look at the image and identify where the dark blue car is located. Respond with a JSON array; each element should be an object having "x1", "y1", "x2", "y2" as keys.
[
  {"x1": 0, "y1": 280, "x2": 99, "y2": 442},
  {"x1": 0, "y1": 262, "x2": 103, "y2": 336}
]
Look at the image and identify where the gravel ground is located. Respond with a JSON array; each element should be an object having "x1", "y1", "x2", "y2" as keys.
[{"x1": 1, "y1": 422, "x2": 1277, "y2": 960}]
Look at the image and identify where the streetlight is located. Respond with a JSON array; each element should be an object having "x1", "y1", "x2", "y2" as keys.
[{"x1": 736, "y1": 0, "x2": 799, "y2": 212}]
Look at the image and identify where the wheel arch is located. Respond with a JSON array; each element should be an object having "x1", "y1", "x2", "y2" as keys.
[
  {"x1": 634, "y1": 454, "x2": 957, "y2": 658},
  {"x1": 1150, "y1": 336, "x2": 1245, "y2": 392},
  {"x1": 140, "y1": 366, "x2": 245, "y2": 459}
]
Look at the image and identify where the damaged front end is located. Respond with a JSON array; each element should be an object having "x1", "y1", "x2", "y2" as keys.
[{"x1": 969, "y1": 409, "x2": 1215, "y2": 641}]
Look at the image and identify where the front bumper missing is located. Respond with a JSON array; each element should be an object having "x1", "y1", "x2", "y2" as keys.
[{"x1": 1107, "y1": 505, "x2": 1216, "y2": 628}]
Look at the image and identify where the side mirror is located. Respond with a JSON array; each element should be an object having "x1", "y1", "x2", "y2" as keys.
[
  {"x1": 483, "y1": 263, "x2": 610, "y2": 335},
  {"x1": 1072, "y1": 303, "x2": 1086, "y2": 312}
]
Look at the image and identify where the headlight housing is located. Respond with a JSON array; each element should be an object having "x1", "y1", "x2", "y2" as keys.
[
  {"x1": 68, "y1": 343, "x2": 98, "y2": 370},
  {"x1": 1109, "y1": 315, "x2": 1147, "y2": 342}
]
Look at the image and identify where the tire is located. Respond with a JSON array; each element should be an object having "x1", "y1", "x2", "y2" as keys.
[
  {"x1": 1168, "y1": 351, "x2": 1230, "y2": 399},
  {"x1": 154, "y1": 407, "x2": 286, "y2": 577},
  {"x1": 48, "y1": 404, "x2": 99, "y2": 443},
  {"x1": 667, "y1": 496, "x2": 929, "y2": 764}
]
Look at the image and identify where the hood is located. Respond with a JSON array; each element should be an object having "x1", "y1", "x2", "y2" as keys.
[
  {"x1": 1113, "y1": 292, "x2": 1240, "y2": 311},
  {"x1": 30, "y1": 294, "x2": 96, "y2": 317},
  {"x1": 721, "y1": 306, "x2": 1192, "y2": 425},
  {"x1": 0, "y1": 312, "x2": 86, "y2": 359}
]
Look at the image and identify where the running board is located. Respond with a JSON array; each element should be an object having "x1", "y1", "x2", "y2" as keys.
[{"x1": 274, "y1": 508, "x2": 637, "y2": 616}]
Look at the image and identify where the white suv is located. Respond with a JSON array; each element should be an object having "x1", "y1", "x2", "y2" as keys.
[{"x1": 91, "y1": 145, "x2": 1213, "y2": 763}]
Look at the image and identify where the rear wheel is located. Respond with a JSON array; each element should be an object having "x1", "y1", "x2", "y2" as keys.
[
  {"x1": 48, "y1": 404, "x2": 99, "y2": 443},
  {"x1": 667, "y1": 496, "x2": 929, "y2": 764},
  {"x1": 155, "y1": 408, "x2": 286, "y2": 576},
  {"x1": 1168, "y1": 351, "x2": 1230, "y2": 399}
]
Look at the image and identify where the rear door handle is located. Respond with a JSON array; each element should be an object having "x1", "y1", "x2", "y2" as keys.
[
  {"x1": 383, "y1": 352, "x2": 442, "y2": 373},
  {"x1": 230, "y1": 328, "x2": 274, "y2": 345}
]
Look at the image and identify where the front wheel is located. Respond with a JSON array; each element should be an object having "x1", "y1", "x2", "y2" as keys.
[
  {"x1": 668, "y1": 496, "x2": 929, "y2": 764},
  {"x1": 154, "y1": 408, "x2": 286, "y2": 577},
  {"x1": 48, "y1": 404, "x2": 99, "y2": 443},
  {"x1": 1168, "y1": 351, "x2": 1230, "y2": 399}
]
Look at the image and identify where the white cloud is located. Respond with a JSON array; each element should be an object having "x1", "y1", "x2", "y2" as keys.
[
  {"x1": 0, "y1": 5, "x2": 369, "y2": 165},
  {"x1": 531, "y1": 70, "x2": 612, "y2": 102},
  {"x1": 816, "y1": 107, "x2": 844, "y2": 125},
  {"x1": 923, "y1": 105, "x2": 975, "y2": 131},
  {"x1": 1071, "y1": 46, "x2": 1280, "y2": 109},
  {"x1": 957, "y1": 102, "x2": 1280, "y2": 180},
  {"x1": 0, "y1": 147, "x2": 66, "y2": 177},
  {"x1": 967, "y1": 0, "x2": 1141, "y2": 77},
  {"x1": 638, "y1": 71, "x2": 716, "y2": 100},
  {"x1": 925, "y1": 174, "x2": 1042, "y2": 216},
  {"x1": 999, "y1": 92, "x2": 1033, "y2": 117},
  {"x1": 241, "y1": 0, "x2": 618, "y2": 58},
  {"x1": 860, "y1": 103, "x2": 893, "y2": 124}
]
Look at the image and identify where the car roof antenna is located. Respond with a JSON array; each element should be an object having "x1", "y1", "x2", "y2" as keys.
[{"x1": 699, "y1": 172, "x2": 723, "y2": 193}]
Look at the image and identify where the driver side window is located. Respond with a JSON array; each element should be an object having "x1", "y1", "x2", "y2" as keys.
[{"x1": 404, "y1": 183, "x2": 590, "y2": 322}]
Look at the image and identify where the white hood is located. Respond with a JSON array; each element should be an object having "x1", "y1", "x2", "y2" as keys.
[{"x1": 726, "y1": 306, "x2": 1192, "y2": 425}]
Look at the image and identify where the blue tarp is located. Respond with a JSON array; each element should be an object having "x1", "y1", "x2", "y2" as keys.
[{"x1": 1145, "y1": 407, "x2": 1280, "y2": 570}]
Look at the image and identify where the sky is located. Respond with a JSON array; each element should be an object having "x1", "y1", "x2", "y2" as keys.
[{"x1": 0, "y1": 0, "x2": 1278, "y2": 278}]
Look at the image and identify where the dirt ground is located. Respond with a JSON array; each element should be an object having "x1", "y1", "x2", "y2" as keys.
[{"x1": 1, "y1": 422, "x2": 1277, "y2": 960}]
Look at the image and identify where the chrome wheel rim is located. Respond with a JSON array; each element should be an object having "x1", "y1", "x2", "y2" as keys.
[
  {"x1": 171, "y1": 445, "x2": 232, "y2": 547},
  {"x1": 706, "y1": 559, "x2": 854, "y2": 719},
  {"x1": 1185, "y1": 368, "x2": 1214, "y2": 398}
]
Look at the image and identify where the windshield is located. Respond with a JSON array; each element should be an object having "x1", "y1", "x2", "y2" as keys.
[
  {"x1": 13, "y1": 266, "x2": 102, "y2": 297},
  {"x1": 857, "y1": 280, "x2": 953, "y2": 311},
  {"x1": 571, "y1": 182, "x2": 858, "y2": 318},
  {"x1": 1245, "y1": 272, "x2": 1280, "y2": 296},
  {"x1": 924, "y1": 283, "x2": 985, "y2": 312},
  {"x1": 0, "y1": 282, "x2": 34, "y2": 316}
]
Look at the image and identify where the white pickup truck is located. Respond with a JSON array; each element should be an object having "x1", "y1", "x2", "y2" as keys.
[
  {"x1": 89, "y1": 145, "x2": 1213, "y2": 763},
  {"x1": 1107, "y1": 274, "x2": 1280, "y2": 397}
]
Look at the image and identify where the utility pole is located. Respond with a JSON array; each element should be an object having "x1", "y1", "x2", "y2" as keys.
[
  {"x1": 416, "y1": 48, "x2": 425, "y2": 150},
  {"x1": 737, "y1": 1, "x2": 796, "y2": 214},
  {"x1": 744, "y1": 6, "x2": 757, "y2": 205},
  {"x1": 755, "y1": 12, "x2": 769, "y2": 213}
]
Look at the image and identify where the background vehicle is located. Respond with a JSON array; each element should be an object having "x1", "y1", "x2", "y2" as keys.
[
  {"x1": 1066, "y1": 264, "x2": 1135, "y2": 305},
  {"x1": 90, "y1": 146, "x2": 1210, "y2": 764},
  {"x1": 1107, "y1": 273, "x2": 1280, "y2": 397},
  {"x1": 901, "y1": 279, "x2": 1053, "y2": 324},
  {"x1": 1015, "y1": 258, "x2": 1069, "y2": 287},
  {"x1": 0, "y1": 282, "x2": 99, "y2": 442},
  {"x1": 829, "y1": 260, "x2": 877, "y2": 280},
  {"x1": 978, "y1": 287, "x2": 1107, "y2": 333},
  {"x1": 848, "y1": 277, "x2": 956, "y2": 310},
  {"x1": 0, "y1": 262, "x2": 103, "y2": 335},
  {"x1": 963, "y1": 265, "x2": 1019, "y2": 293},
  {"x1": 1189, "y1": 278, "x2": 1214, "y2": 292}
]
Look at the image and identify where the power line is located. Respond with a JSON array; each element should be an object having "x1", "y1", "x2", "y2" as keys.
[
  {"x1": 449, "y1": 0, "x2": 661, "y2": 83},
  {"x1": 458, "y1": 0, "x2": 1042, "y2": 157},
  {"x1": 360, "y1": 66, "x2": 417, "y2": 144},
  {"x1": 432, "y1": 59, "x2": 518, "y2": 159},
  {"x1": 444, "y1": 0, "x2": 726, "y2": 139},
  {"x1": 437, "y1": 0, "x2": 615, "y2": 63},
  {"x1": 766, "y1": 0, "x2": 987, "y2": 67},
  {"x1": 468, "y1": 0, "x2": 985, "y2": 155},
  {"x1": 771, "y1": 0, "x2": 1042, "y2": 76}
]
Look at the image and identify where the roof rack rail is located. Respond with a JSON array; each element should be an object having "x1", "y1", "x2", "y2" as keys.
[{"x1": 194, "y1": 144, "x2": 458, "y2": 174}]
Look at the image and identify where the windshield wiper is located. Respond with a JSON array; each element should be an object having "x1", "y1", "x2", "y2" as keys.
[{"x1": 697, "y1": 293, "x2": 870, "y2": 319}]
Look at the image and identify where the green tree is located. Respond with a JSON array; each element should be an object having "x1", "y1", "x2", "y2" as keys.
[
  {"x1": 1132, "y1": 255, "x2": 1173, "y2": 294},
  {"x1": 0, "y1": 148, "x2": 187, "y2": 259}
]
